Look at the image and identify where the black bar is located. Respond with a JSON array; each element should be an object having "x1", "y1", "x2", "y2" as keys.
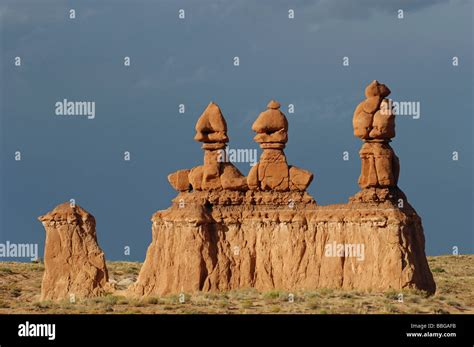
[{"x1": 0, "y1": 314, "x2": 472, "y2": 346}]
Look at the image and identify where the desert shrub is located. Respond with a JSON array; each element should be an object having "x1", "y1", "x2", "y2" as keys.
[
  {"x1": 407, "y1": 296, "x2": 421, "y2": 304},
  {"x1": 145, "y1": 296, "x2": 161, "y2": 305},
  {"x1": 306, "y1": 301, "x2": 319, "y2": 310},
  {"x1": 33, "y1": 301, "x2": 52, "y2": 309},
  {"x1": 269, "y1": 305, "x2": 281, "y2": 313},
  {"x1": 10, "y1": 288, "x2": 22, "y2": 298},
  {"x1": 217, "y1": 300, "x2": 229, "y2": 308},
  {"x1": 318, "y1": 288, "x2": 334, "y2": 296},
  {"x1": 241, "y1": 299, "x2": 253, "y2": 309},
  {"x1": 384, "y1": 304, "x2": 399, "y2": 313},
  {"x1": 432, "y1": 267, "x2": 446, "y2": 273},
  {"x1": 203, "y1": 293, "x2": 222, "y2": 300}
]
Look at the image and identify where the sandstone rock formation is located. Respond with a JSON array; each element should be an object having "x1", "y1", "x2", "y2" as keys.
[
  {"x1": 38, "y1": 202, "x2": 110, "y2": 301},
  {"x1": 352, "y1": 80, "x2": 400, "y2": 201},
  {"x1": 248, "y1": 100, "x2": 313, "y2": 191},
  {"x1": 131, "y1": 96, "x2": 435, "y2": 297},
  {"x1": 167, "y1": 102, "x2": 247, "y2": 192}
]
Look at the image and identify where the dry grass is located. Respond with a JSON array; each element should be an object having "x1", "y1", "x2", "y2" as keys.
[{"x1": 0, "y1": 255, "x2": 472, "y2": 314}]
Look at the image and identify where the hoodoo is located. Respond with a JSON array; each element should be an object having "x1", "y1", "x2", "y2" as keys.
[
  {"x1": 167, "y1": 102, "x2": 248, "y2": 192},
  {"x1": 352, "y1": 80, "x2": 401, "y2": 202},
  {"x1": 248, "y1": 100, "x2": 313, "y2": 191},
  {"x1": 38, "y1": 202, "x2": 110, "y2": 301}
]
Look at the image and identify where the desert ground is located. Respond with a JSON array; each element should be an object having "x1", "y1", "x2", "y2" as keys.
[{"x1": 0, "y1": 255, "x2": 472, "y2": 314}]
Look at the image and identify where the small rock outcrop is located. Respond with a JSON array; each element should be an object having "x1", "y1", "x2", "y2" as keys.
[{"x1": 38, "y1": 202, "x2": 110, "y2": 301}]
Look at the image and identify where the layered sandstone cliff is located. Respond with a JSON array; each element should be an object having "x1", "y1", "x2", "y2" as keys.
[{"x1": 131, "y1": 190, "x2": 435, "y2": 295}]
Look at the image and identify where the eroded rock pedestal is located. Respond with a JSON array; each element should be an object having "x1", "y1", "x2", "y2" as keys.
[
  {"x1": 132, "y1": 96, "x2": 435, "y2": 296},
  {"x1": 248, "y1": 100, "x2": 313, "y2": 191},
  {"x1": 168, "y1": 102, "x2": 247, "y2": 192},
  {"x1": 38, "y1": 202, "x2": 109, "y2": 301},
  {"x1": 352, "y1": 80, "x2": 400, "y2": 201}
]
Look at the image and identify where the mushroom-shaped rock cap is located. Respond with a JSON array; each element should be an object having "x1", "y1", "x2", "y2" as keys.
[
  {"x1": 38, "y1": 202, "x2": 95, "y2": 224},
  {"x1": 365, "y1": 80, "x2": 391, "y2": 98},
  {"x1": 194, "y1": 102, "x2": 229, "y2": 143},
  {"x1": 252, "y1": 100, "x2": 288, "y2": 134}
]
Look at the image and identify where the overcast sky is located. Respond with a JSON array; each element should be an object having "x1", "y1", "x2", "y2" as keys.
[{"x1": 1, "y1": 0, "x2": 472, "y2": 260}]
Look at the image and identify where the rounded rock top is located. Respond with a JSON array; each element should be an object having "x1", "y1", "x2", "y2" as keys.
[
  {"x1": 252, "y1": 100, "x2": 288, "y2": 133},
  {"x1": 195, "y1": 102, "x2": 228, "y2": 133},
  {"x1": 194, "y1": 102, "x2": 229, "y2": 143},
  {"x1": 38, "y1": 202, "x2": 93, "y2": 223},
  {"x1": 267, "y1": 100, "x2": 281, "y2": 110},
  {"x1": 365, "y1": 80, "x2": 391, "y2": 98}
]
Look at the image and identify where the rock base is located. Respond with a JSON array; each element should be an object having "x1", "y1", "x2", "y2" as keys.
[{"x1": 130, "y1": 191, "x2": 435, "y2": 296}]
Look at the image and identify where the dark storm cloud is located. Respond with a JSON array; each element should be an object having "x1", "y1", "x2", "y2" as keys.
[
  {"x1": 0, "y1": 0, "x2": 472, "y2": 259},
  {"x1": 192, "y1": 0, "x2": 453, "y2": 20},
  {"x1": 303, "y1": 0, "x2": 451, "y2": 21}
]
